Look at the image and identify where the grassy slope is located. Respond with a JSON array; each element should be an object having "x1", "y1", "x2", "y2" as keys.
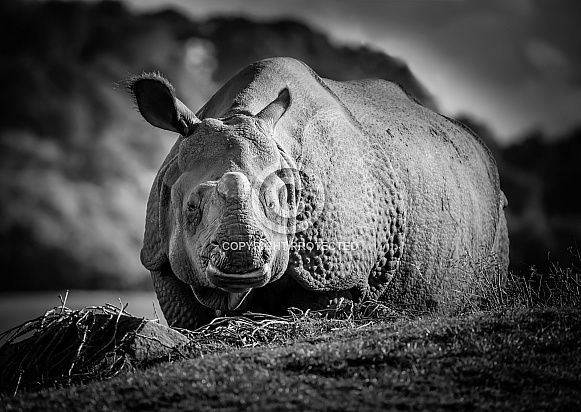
[{"x1": 1, "y1": 307, "x2": 580, "y2": 411}]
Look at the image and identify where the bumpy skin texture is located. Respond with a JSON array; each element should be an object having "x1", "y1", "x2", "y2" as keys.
[{"x1": 134, "y1": 58, "x2": 509, "y2": 329}]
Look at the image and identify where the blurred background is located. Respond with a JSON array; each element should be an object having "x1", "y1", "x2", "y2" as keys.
[{"x1": 1, "y1": 0, "x2": 580, "y2": 331}]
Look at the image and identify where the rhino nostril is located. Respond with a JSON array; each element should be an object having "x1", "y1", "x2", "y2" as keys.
[
  {"x1": 262, "y1": 247, "x2": 272, "y2": 263},
  {"x1": 209, "y1": 241, "x2": 223, "y2": 260}
]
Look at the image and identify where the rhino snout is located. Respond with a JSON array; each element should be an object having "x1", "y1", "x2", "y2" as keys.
[
  {"x1": 206, "y1": 239, "x2": 272, "y2": 292},
  {"x1": 208, "y1": 237, "x2": 273, "y2": 273},
  {"x1": 202, "y1": 171, "x2": 285, "y2": 293}
]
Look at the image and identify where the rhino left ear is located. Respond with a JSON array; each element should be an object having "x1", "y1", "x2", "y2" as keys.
[
  {"x1": 128, "y1": 72, "x2": 200, "y2": 136},
  {"x1": 255, "y1": 88, "x2": 290, "y2": 133}
]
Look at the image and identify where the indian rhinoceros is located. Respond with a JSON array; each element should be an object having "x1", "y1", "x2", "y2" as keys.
[{"x1": 128, "y1": 57, "x2": 509, "y2": 329}]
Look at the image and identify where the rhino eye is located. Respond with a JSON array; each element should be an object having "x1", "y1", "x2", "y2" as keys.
[
  {"x1": 186, "y1": 202, "x2": 201, "y2": 225},
  {"x1": 278, "y1": 184, "x2": 290, "y2": 204},
  {"x1": 185, "y1": 190, "x2": 203, "y2": 225},
  {"x1": 264, "y1": 190, "x2": 276, "y2": 209},
  {"x1": 274, "y1": 169, "x2": 294, "y2": 205}
]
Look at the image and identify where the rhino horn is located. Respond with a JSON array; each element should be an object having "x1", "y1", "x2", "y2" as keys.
[
  {"x1": 129, "y1": 72, "x2": 200, "y2": 136},
  {"x1": 255, "y1": 88, "x2": 290, "y2": 134}
]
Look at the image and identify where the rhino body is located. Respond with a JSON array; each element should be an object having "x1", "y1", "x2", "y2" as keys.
[{"x1": 130, "y1": 57, "x2": 509, "y2": 329}]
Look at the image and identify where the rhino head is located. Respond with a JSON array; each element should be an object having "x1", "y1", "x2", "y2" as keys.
[{"x1": 130, "y1": 74, "x2": 301, "y2": 312}]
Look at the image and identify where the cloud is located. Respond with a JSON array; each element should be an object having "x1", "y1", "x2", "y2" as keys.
[
  {"x1": 525, "y1": 39, "x2": 574, "y2": 82},
  {"x1": 124, "y1": 0, "x2": 581, "y2": 142},
  {"x1": 0, "y1": 1, "x2": 221, "y2": 289}
]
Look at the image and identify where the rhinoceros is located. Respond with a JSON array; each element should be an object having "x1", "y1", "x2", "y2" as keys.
[{"x1": 129, "y1": 57, "x2": 509, "y2": 329}]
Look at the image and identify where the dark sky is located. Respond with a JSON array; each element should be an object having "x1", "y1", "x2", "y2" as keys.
[{"x1": 121, "y1": 0, "x2": 581, "y2": 144}]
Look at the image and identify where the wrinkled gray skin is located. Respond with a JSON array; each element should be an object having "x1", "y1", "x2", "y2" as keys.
[{"x1": 129, "y1": 57, "x2": 509, "y2": 330}]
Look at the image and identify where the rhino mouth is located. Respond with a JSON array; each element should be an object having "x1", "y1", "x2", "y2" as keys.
[{"x1": 206, "y1": 262, "x2": 270, "y2": 293}]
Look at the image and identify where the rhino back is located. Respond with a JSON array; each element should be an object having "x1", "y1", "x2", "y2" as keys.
[{"x1": 325, "y1": 78, "x2": 504, "y2": 304}]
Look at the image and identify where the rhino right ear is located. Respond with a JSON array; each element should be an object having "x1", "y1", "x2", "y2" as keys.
[
  {"x1": 255, "y1": 88, "x2": 290, "y2": 134},
  {"x1": 128, "y1": 72, "x2": 200, "y2": 136}
]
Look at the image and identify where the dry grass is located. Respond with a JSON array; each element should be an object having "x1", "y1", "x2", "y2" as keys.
[
  {"x1": 441, "y1": 249, "x2": 581, "y2": 313},
  {"x1": 3, "y1": 307, "x2": 580, "y2": 411},
  {"x1": 0, "y1": 294, "x2": 151, "y2": 395},
  {"x1": 180, "y1": 299, "x2": 406, "y2": 356},
  {"x1": 0, "y1": 295, "x2": 404, "y2": 396},
  {"x1": 1, "y1": 254, "x2": 580, "y2": 404}
]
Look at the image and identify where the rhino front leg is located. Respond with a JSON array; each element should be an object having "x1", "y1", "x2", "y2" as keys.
[{"x1": 151, "y1": 264, "x2": 216, "y2": 330}]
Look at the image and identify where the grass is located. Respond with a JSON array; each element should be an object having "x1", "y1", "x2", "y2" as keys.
[{"x1": 1, "y1": 262, "x2": 580, "y2": 411}]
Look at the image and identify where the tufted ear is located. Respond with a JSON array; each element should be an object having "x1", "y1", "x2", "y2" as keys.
[{"x1": 128, "y1": 72, "x2": 200, "y2": 136}]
